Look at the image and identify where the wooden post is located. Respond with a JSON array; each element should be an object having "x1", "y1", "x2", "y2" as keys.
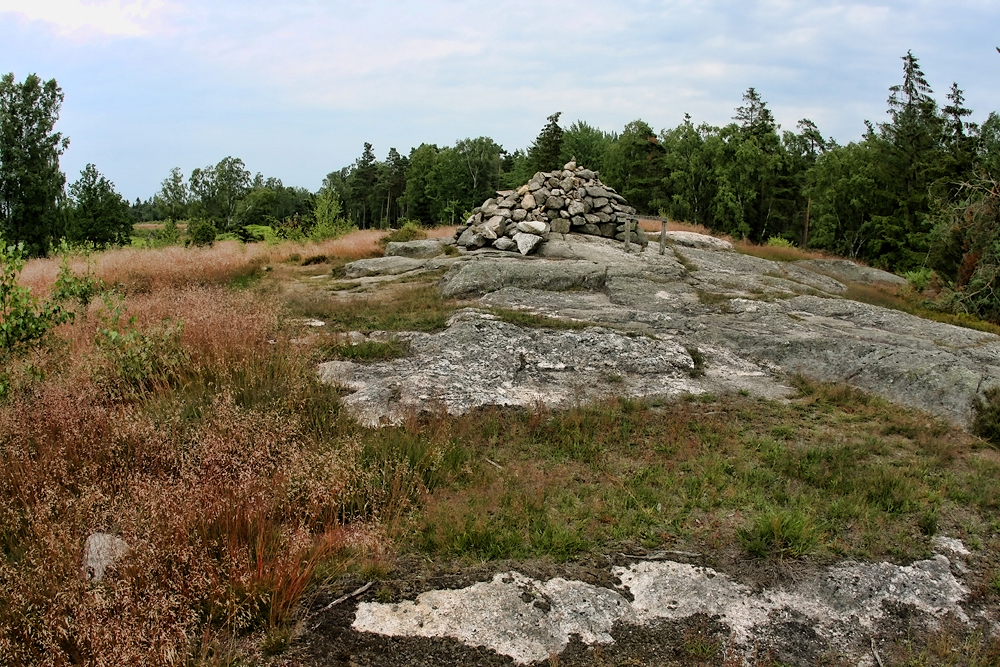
[
  {"x1": 624, "y1": 218, "x2": 631, "y2": 253},
  {"x1": 660, "y1": 219, "x2": 667, "y2": 255}
]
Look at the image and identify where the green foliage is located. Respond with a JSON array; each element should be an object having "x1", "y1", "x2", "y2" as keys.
[
  {"x1": 67, "y1": 163, "x2": 133, "y2": 247},
  {"x1": 0, "y1": 73, "x2": 69, "y2": 257},
  {"x1": 904, "y1": 267, "x2": 933, "y2": 290},
  {"x1": 0, "y1": 239, "x2": 71, "y2": 351},
  {"x1": 765, "y1": 236, "x2": 795, "y2": 248},
  {"x1": 51, "y1": 241, "x2": 103, "y2": 308},
  {"x1": 93, "y1": 295, "x2": 189, "y2": 398},
  {"x1": 972, "y1": 386, "x2": 1000, "y2": 446},
  {"x1": 737, "y1": 508, "x2": 821, "y2": 558},
  {"x1": 527, "y1": 112, "x2": 564, "y2": 173},
  {"x1": 156, "y1": 219, "x2": 181, "y2": 246},
  {"x1": 188, "y1": 219, "x2": 217, "y2": 246},
  {"x1": 380, "y1": 221, "x2": 426, "y2": 246},
  {"x1": 320, "y1": 339, "x2": 409, "y2": 362},
  {"x1": 311, "y1": 187, "x2": 351, "y2": 241}
]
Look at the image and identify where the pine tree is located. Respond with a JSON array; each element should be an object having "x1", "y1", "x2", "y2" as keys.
[{"x1": 527, "y1": 112, "x2": 564, "y2": 173}]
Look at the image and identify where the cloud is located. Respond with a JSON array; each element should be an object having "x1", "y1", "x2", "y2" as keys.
[{"x1": 0, "y1": 0, "x2": 174, "y2": 38}]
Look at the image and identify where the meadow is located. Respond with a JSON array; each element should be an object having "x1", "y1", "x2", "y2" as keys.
[{"x1": 1, "y1": 226, "x2": 998, "y2": 666}]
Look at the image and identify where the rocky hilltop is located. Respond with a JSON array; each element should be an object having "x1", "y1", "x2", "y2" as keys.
[
  {"x1": 320, "y1": 229, "x2": 1000, "y2": 430},
  {"x1": 455, "y1": 161, "x2": 647, "y2": 254}
]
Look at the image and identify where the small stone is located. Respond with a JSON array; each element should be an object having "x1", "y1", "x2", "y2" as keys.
[
  {"x1": 513, "y1": 232, "x2": 543, "y2": 255},
  {"x1": 581, "y1": 224, "x2": 602, "y2": 235},
  {"x1": 593, "y1": 197, "x2": 609, "y2": 208},
  {"x1": 522, "y1": 193, "x2": 537, "y2": 210},
  {"x1": 484, "y1": 215, "x2": 505, "y2": 234},
  {"x1": 578, "y1": 169, "x2": 595, "y2": 180},
  {"x1": 493, "y1": 236, "x2": 516, "y2": 251},
  {"x1": 550, "y1": 219, "x2": 571, "y2": 234},
  {"x1": 517, "y1": 184, "x2": 530, "y2": 195},
  {"x1": 586, "y1": 213, "x2": 603, "y2": 224},
  {"x1": 586, "y1": 186, "x2": 609, "y2": 198},
  {"x1": 571, "y1": 215, "x2": 587, "y2": 227},
  {"x1": 567, "y1": 201, "x2": 587, "y2": 217},
  {"x1": 546, "y1": 195, "x2": 565, "y2": 210},
  {"x1": 563, "y1": 159, "x2": 577, "y2": 170},
  {"x1": 517, "y1": 220, "x2": 548, "y2": 235},
  {"x1": 599, "y1": 223, "x2": 617, "y2": 238},
  {"x1": 82, "y1": 533, "x2": 129, "y2": 582},
  {"x1": 512, "y1": 208, "x2": 527, "y2": 222}
]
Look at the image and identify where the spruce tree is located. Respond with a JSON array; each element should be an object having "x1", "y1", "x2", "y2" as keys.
[{"x1": 527, "y1": 112, "x2": 564, "y2": 173}]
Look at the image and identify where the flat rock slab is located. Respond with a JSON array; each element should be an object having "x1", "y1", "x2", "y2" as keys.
[
  {"x1": 664, "y1": 230, "x2": 735, "y2": 251},
  {"x1": 342, "y1": 256, "x2": 429, "y2": 278},
  {"x1": 333, "y1": 235, "x2": 1000, "y2": 427},
  {"x1": 795, "y1": 258, "x2": 908, "y2": 287},
  {"x1": 353, "y1": 551, "x2": 969, "y2": 665},
  {"x1": 385, "y1": 240, "x2": 445, "y2": 259},
  {"x1": 319, "y1": 309, "x2": 702, "y2": 427}
]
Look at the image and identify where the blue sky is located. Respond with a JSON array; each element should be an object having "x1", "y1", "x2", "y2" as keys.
[{"x1": 2, "y1": 0, "x2": 999, "y2": 201}]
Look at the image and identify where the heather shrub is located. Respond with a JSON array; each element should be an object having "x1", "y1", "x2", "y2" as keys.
[{"x1": 379, "y1": 221, "x2": 426, "y2": 247}]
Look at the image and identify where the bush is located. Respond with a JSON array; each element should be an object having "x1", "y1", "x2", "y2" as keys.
[
  {"x1": 0, "y1": 240, "x2": 72, "y2": 351},
  {"x1": 379, "y1": 221, "x2": 427, "y2": 247},
  {"x1": 904, "y1": 267, "x2": 933, "y2": 291},
  {"x1": 765, "y1": 236, "x2": 795, "y2": 248},
  {"x1": 973, "y1": 386, "x2": 1000, "y2": 447},
  {"x1": 737, "y1": 507, "x2": 821, "y2": 558},
  {"x1": 189, "y1": 220, "x2": 218, "y2": 247}
]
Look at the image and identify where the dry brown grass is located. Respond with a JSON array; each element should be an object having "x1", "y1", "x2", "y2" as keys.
[
  {"x1": 637, "y1": 217, "x2": 719, "y2": 237},
  {"x1": 733, "y1": 238, "x2": 831, "y2": 262},
  {"x1": 0, "y1": 276, "x2": 404, "y2": 666},
  {"x1": 18, "y1": 230, "x2": 389, "y2": 298}
]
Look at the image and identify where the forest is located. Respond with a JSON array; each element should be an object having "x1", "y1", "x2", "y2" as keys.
[{"x1": 2, "y1": 52, "x2": 999, "y2": 323}]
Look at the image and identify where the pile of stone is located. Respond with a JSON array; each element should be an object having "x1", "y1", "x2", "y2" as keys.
[{"x1": 455, "y1": 161, "x2": 648, "y2": 255}]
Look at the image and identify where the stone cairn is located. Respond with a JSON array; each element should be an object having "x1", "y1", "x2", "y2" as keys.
[{"x1": 454, "y1": 160, "x2": 648, "y2": 255}]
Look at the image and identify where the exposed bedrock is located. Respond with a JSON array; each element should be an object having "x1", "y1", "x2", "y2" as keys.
[{"x1": 323, "y1": 233, "x2": 1000, "y2": 428}]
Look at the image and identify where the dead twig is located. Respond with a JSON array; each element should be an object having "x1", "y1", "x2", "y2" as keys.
[
  {"x1": 485, "y1": 458, "x2": 503, "y2": 470},
  {"x1": 312, "y1": 581, "x2": 374, "y2": 629},
  {"x1": 620, "y1": 550, "x2": 701, "y2": 560}
]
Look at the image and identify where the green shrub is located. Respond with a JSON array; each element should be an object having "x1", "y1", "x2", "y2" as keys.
[
  {"x1": 188, "y1": 220, "x2": 218, "y2": 246},
  {"x1": 904, "y1": 267, "x2": 933, "y2": 291},
  {"x1": 765, "y1": 236, "x2": 795, "y2": 248},
  {"x1": 380, "y1": 221, "x2": 427, "y2": 247},
  {"x1": 0, "y1": 240, "x2": 72, "y2": 351},
  {"x1": 94, "y1": 295, "x2": 189, "y2": 398},
  {"x1": 973, "y1": 386, "x2": 1000, "y2": 446}
]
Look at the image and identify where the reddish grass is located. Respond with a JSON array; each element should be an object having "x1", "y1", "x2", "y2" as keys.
[
  {"x1": 18, "y1": 230, "x2": 389, "y2": 298},
  {"x1": 0, "y1": 279, "x2": 397, "y2": 665}
]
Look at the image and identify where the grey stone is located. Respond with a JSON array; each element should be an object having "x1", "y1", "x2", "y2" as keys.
[
  {"x1": 521, "y1": 193, "x2": 537, "y2": 210},
  {"x1": 581, "y1": 224, "x2": 602, "y2": 235},
  {"x1": 577, "y1": 169, "x2": 595, "y2": 180},
  {"x1": 550, "y1": 219, "x2": 571, "y2": 234},
  {"x1": 517, "y1": 220, "x2": 548, "y2": 235},
  {"x1": 493, "y1": 237, "x2": 516, "y2": 252},
  {"x1": 512, "y1": 208, "x2": 528, "y2": 222},
  {"x1": 438, "y1": 258, "x2": 608, "y2": 298},
  {"x1": 571, "y1": 215, "x2": 587, "y2": 227},
  {"x1": 343, "y1": 256, "x2": 428, "y2": 278},
  {"x1": 514, "y1": 232, "x2": 544, "y2": 255},
  {"x1": 593, "y1": 197, "x2": 609, "y2": 208},
  {"x1": 796, "y1": 259, "x2": 908, "y2": 287},
  {"x1": 567, "y1": 201, "x2": 587, "y2": 217},
  {"x1": 665, "y1": 231, "x2": 734, "y2": 251},
  {"x1": 599, "y1": 223, "x2": 617, "y2": 238},
  {"x1": 586, "y1": 186, "x2": 609, "y2": 198},
  {"x1": 385, "y1": 240, "x2": 445, "y2": 259},
  {"x1": 545, "y1": 195, "x2": 565, "y2": 210}
]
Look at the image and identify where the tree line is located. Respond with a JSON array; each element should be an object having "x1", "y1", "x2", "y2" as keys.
[{"x1": 2, "y1": 52, "x2": 998, "y2": 320}]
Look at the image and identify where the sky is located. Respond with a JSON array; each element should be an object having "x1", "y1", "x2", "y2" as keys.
[{"x1": 2, "y1": 0, "x2": 999, "y2": 201}]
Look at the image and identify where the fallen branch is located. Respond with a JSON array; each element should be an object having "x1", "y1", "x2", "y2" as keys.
[{"x1": 620, "y1": 550, "x2": 701, "y2": 560}]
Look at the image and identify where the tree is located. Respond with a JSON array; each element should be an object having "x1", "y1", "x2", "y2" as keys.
[
  {"x1": 156, "y1": 167, "x2": 190, "y2": 220},
  {"x1": 527, "y1": 112, "x2": 564, "y2": 173},
  {"x1": 0, "y1": 73, "x2": 69, "y2": 256},
  {"x1": 603, "y1": 120, "x2": 665, "y2": 214},
  {"x1": 67, "y1": 164, "x2": 132, "y2": 247},
  {"x1": 189, "y1": 156, "x2": 251, "y2": 230},
  {"x1": 559, "y1": 120, "x2": 614, "y2": 174},
  {"x1": 734, "y1": 87, "x2": 777, "y2": 138}
]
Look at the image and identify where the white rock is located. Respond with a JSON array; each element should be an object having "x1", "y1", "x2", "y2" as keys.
[
  {"x1": 516, "y1": 220, "x2": 548, "y2": 235},
  {"x1": 82, "y1": 533, "x2": 129, "y2": 582},
  {"x1": 513, "y1": 232, "x2": 543, "y2": 255}
]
